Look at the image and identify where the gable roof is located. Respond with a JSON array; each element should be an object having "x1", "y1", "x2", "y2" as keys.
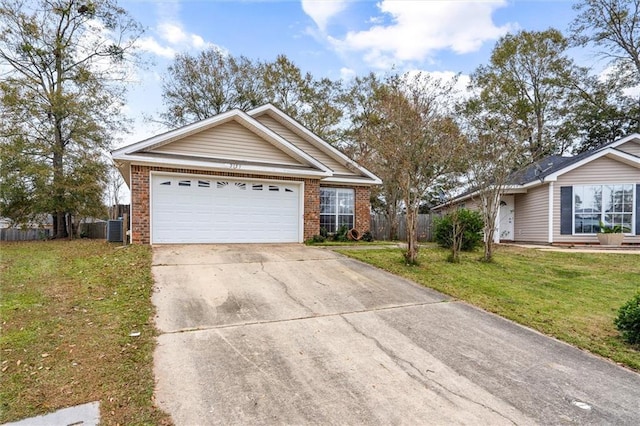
[
  {"x1": 248, "y1": 104, "x2": 381, "y2": 184},
  {"x1": 433, "y1": 133, "x2": 640, "y2": 210},
  {"x1": 112, "y1": 105, "x2": 381, "y2": 186},
  {"x1": 508, "y1": 133, "x2": 640, "y2": 186}
]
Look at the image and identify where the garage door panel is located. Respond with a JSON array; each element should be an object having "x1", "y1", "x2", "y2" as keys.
[{"x1": 151, "y1": 175, "x2": 301, "y2": 243}]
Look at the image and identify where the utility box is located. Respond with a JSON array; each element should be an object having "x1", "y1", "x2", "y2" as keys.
[{"x1": 107, "y1": 219, "x2": 123, "y2": 242}]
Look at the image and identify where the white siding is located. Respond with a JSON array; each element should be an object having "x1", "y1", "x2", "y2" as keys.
[
  {"x1": 256, "y1": 115, "x2": 356, "y2": 175},
  {"x1": 514, "y1": 185, "x2": 549, "y2": 243},
  {"x1": 153, "y1": 120, "x2": 301, "y2": 166},
  {"x1": 553, "y1": 156, "x2": 640, "y2": 244},
  {"x1": 617, "y1": 140, "x2": 640, "y2": 157}
]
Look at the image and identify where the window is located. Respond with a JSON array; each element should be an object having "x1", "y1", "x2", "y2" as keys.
[
  {"x1": 320, "y1": 188, "x2": 354, "y2": 233},
  {"x1": 574, "y1": 184, "x2": 634, "y2": 234}
]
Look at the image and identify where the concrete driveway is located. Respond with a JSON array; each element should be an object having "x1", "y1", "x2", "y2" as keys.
[{"x1": 152, "y1": 244, "x2": 640, "y2": 425}]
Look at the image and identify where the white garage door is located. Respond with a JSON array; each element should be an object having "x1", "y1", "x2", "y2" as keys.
[{"x1": 151, "y1": 174, "x2": 302, "y2": 243}]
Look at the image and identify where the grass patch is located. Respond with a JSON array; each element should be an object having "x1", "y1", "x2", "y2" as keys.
[
  {"x1": 0, "y1": 240, "x2": 172, "y2": 425},
  {"x1": 337, "y1": 245, "x2": 640, "y2": 370}
]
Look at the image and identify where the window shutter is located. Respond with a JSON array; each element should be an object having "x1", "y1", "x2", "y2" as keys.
[
  {"x1": 636, "y1": 184, "x2": 640, "y2": 235},
  {"x1": 560, "y1": 186, "x2": 572, "y2": 235}
]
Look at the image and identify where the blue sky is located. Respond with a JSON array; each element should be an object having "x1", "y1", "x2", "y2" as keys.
[{"x1": 119, "y1": 0, "x2": 588, "y2": 144}]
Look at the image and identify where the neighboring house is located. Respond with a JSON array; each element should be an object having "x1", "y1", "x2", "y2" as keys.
[
  {"x1": 433, "y1": 133, "x2": 640, "y2": 245},
  {"x1": 111, "y1": 104, "x2": 381, "y2": 244}
]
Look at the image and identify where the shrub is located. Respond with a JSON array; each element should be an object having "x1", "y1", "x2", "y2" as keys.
[
  {"x1": 615, "y1": 293, "x2": 640, "y2": 345},
  {"x1": 311, "y1": 234, "x2": 326, "y2": 243},
  {"x1": 332, "y1": 225, "x2": 349, "y2": 242},
  {"x1": 361, "y1": 231, "x2": 374, "y2": 242},
  {"x1": 433, "y1": 209, "x2": 483, "y2": 251}
]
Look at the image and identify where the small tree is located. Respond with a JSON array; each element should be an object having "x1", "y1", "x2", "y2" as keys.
[
  {"x1": 341, "y1": 73, "x2": 402, "y2": 240},
  {"x1": 461, "y1": 100, "x2": 528, "y2": 262},
  {"x1": 364, "y1": 73, "x2": 466, "y2": 264},
  {"x1": 434, "y1": 208, "x2": 484, "y2": 258}
]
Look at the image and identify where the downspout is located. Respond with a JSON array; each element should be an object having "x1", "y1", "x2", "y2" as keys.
[{"x1": 548, "y1": 182, "x2": 554, "y2": 244}]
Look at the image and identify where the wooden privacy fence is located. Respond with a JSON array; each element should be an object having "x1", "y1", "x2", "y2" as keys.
[
  {"x1": 0, "y1": 222, "x2": 107, "y2": 241},
  {"x1": 0, "y1": 228, "x2": 52, "y2": 241},
  {"x1": 369, "y1": 213, "x2": 434, "y2": 242}
]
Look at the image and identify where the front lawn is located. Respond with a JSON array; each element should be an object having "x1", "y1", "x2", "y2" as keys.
[
  {"x1": 338, "y1": 245, "x2": 640, "y2": 370},
  {"x1": 0, "y1": 240, "x2": 171, "y2": 425}
]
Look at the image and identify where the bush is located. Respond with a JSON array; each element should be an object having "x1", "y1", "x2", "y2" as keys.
[
  {"x1": 615, "y1": 293, "x2": 640, "y2": 345},
  {"x1": 332, "y1": 225, "x2": 349, "y2": 242},
  {"x1": 361, "y1": 231, "x2": 374, "y2": 242},
  {"x1": 310, "y1": 234, "x2": 326, "y2": 243},
  {"x1": 319, "y1": 227, "x2": 328, "y2": 238},
  {"x1": 433, "y1": 209, "x2": 483, "y2": 251}
]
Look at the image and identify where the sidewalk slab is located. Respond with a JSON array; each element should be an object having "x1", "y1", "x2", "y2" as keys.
[{"x1": 2, "y1": 402, "x2": 99, "y2": 426}]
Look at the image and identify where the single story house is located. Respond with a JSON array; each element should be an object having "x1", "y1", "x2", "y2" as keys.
[
  {"x1": 111, "y1": 104, "x2": 381, "y2": 244},
  {"x1": 433, "y1": 133, "x2": 640, "y2": 245}
]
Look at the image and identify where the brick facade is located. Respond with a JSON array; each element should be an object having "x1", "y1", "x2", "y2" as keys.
[
  {"x1": 303, "y1": 179, "x2": 320, "y2": 240},
  {"x1": 129, "y1": 165, "x2": 371, "y2": 244},
  {"x1": 355, "y1": 186, "x2": 372, "y2": 233}
]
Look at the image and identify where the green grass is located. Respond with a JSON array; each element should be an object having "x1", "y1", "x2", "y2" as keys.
[
  {"x1": 0, "y1": 240, "x2": 172, "y2": 425},
  {"x1": 337, "y1": 245, "x2": 640, "y2": 370}
]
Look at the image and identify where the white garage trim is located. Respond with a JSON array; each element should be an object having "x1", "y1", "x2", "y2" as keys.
[{"x1": 150, "y1": 171, "x2": 304, "y2": 244}]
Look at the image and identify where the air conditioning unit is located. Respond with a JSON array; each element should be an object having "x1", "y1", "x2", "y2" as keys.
[{"x1": 107, "y1": 220, "x2": 123, "y2": 242}]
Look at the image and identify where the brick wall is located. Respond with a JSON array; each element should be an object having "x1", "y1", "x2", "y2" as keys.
[
  {"x1": 130, "y1": 165, "x2": 372, "y2": 244},
  {"x1": 303, "y1": 179, "x2": 320, "y2": 240},
  {"x1": 355, "y1": 186, "x2": 371, "y2": 232},
  {"x1": 131, "y1": 165, "x2": 150, "y2": 244}
]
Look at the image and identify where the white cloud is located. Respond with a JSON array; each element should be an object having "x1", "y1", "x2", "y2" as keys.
[
  {"x1": 134, "y1": 22, "x2": 217, "y2": 59},
  {"x1": 340, "y1": 67, "x2": 356, "y2": 80},
  {"x1": 301, "y1": 0, "x2": 349, "y2": 32},
  {"x1": 135, "y1": 36, "x2": 177, "y2": 59},
  {"x1": 158, "y1": 22, "x2": 189, "y2": 44},
  {"x1": 329, "y1": 0, "x2": 513, "y2": 69},
  {"x1": 191, "y1": 34, "x2": 206, "y2": 49}
]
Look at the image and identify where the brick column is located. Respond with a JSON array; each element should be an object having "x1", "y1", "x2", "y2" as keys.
[
  {"x1": 355, "y1": 186, "x2": 371, "y2": 232},
  {"x1": 304, "y1": 179, "x2": 320, "y2": 240},
  {"x1": 130, "y1": 165, "x2": 150, "y2": 244}
]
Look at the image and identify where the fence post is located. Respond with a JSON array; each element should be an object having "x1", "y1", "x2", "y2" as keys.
[{"x1": 122, "y1": 213, "x2": 128, "y2": 246}]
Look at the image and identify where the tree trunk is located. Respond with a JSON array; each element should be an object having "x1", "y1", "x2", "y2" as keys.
[
  {"x1": 483, "y1": 227, "x2": 494, "y2": 262},
  {"x1": 405, "y1": 206, "x2": 419, "y2": 264},
  {"x1": 387, "y1": 202, "x2": 399, "y2": 240},
  {"x1": 52, "y1": 138, "x2": 67, "y2": 239}
]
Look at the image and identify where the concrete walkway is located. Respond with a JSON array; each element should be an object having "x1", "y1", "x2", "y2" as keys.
[
  {"x1": 1, "y1": 402, "x2": 99, "y2": 426},
  {"x1": 508, "y1": 243, "x2": 640, "y2": 254},
  {"x1": 151, "y1": 244, "x2": 640, "y2": 425}
]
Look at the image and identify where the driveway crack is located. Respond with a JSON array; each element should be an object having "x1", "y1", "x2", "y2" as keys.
[
  {"x1": 260, "y1": 262, "x2": 315, "y2": 316},
  {"x1": 340, "y1": 315, "x2": 519, "y2": 425}
]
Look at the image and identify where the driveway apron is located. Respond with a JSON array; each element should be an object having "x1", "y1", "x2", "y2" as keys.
[{"x1": 152, "y1": 244, "x2": 640, "y2": 425}]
